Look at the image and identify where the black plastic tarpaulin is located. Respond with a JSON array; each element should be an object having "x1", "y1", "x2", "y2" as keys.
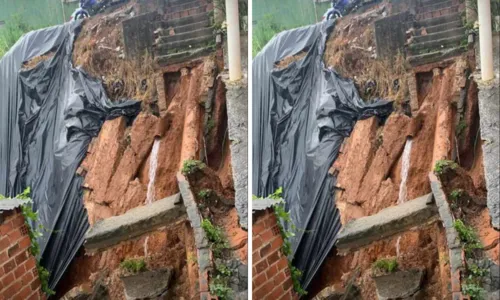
[
  {"x1": 252, "y1": 20, "x2": 393, "y2": 289},
  {"x1": 0, "y1": 22, "x2": 140, "y2": 289}
]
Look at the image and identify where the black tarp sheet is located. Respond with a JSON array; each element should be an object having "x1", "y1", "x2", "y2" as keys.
[
  {"x1": 0, "y1": 21, "x2": 140, "y2": 289},
  {"x1": 252, "y1": 20, "x2": 393, "y2": 289}
]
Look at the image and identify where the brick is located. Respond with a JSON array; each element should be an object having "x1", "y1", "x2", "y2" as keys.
[
  {"x1": 18, "y1": 236, "x2": 31, "y2": 251},
  {"x1": 273, "y1": 271, "x2": 286, "y2": 286},
  {"x1": 21, "y1": 269, "x2": 34, "y2": 284},
  {"x1": 14, "y1": 263, "x2": 25, "y2": 279},
  {"x1": 0, "y1": 250, "x2": 8, "y2": 263},
  {"x1": 4, "y1": 280, "x2": 22, "y2": 299},
  {"x1": 1, "y1": 272, "x2": 15, "y2": 289},
  {"x1": 253, "y1": 221, "x2": 266, "y2": 235},
  {"x1": 253, "y1": 250, "x2": 262, "y2": 262},
  {"x1": 7, "y1": 230, "x2": 22, "y2": 244},
  {"x1": 0, "y1": 236, "x2": 10, "y2": 249},
  {"x1": 8, "y1": 243, "x2": 20, "y2": 258},
  {"x1": 255, "y1": 259, "x2": 268, "y2": 273},
  {"x1": 254, "y1": 280, "x2": 274, "y2": 299},
  {"x1": 15, "y1": 251, "x2": 28, "y2": 266},
  {"x1": 276, "y1": 256, "x2": 288, "y2": 270},
  {"x1": 283, "y1": 277, "x2": 293, "y2": 291},
  {"x1": 265, "y1": 263, "x2": 278, "y2": 279},
  {"x1": 24, "y1": 257, "x2": 36, "y2": 271},
  {"x1": 253, "y1": 236, "x2": 263, "y2": 250},
  {"x1": 253, "y1": 272, "x2": 267, "y2": 289},
  {"x1": 14, "y1": 285, "x2": 32, "y2": 300},
  {"x1": 264, "y1": 214, "x2": 277, "y2": 228},
  {"x1": 10, "y1": 215, "x2": 25, "y2": 228},
  {"x1": 260, "y1": 229, "x2": 274, "y2": 242},
  {"x1": 28, "y1": 291, "x2": 41, "y2": 300},
  {"x1": 268, "y1": 285, "x2": 286, "y2": 300},
  {"x1": 30, "y1": 278, "x2": 41, "y2": 291},
  {"x1": 267, "y1": 251, "x2": 281, "y2": 266},
  {"x1": 260, "y1": 243, "x2": 272, "y2": 258},
  {"x1": 3, "y1": 259, "x2": 16, "y2": 273},
  {"x1": 0, "y1": 222, "x2": 13, "y2": 236},
  {"x1": 270, "y1": 236, "x2": 282, "y2": 251}
]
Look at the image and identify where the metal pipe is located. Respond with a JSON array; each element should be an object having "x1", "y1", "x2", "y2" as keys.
[
  {"x1": 478, "y1": 0, "x2": 494, "y2": 80},
  {"x1": 225, "y1": 0, "x2": 242, "y2": 81}
]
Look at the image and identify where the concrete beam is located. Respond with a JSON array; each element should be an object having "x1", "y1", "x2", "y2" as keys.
[
  {"x1": 84, "y1": 194, "x2": 186, "y2": 251},
  {"x1": 335, "y1": 193, "x2": 438, "y2": 253}
]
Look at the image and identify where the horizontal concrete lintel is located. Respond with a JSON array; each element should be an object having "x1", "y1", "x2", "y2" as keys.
[
  {"x1": 84, "y1": 194, "x2": 186, "y2": 251},
  {"x1": 336, "y1": 193, "x2": 438, "y2": 253}
]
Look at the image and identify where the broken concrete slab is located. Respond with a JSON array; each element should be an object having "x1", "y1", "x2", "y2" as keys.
[
  {"x1": 335, "y1": 193, "x2": 438, "y2": 253},
  {"x1": 477, "y1": 77, "x2": 500, "y2": 229},
  {"x1": 224, "y1": 78, "x2": 248, "y2": 230},
  {"x1": 120, "y1": 268, "x2": 173, "y2": 299},
  {"x1": 84, "y1": 194, "x2": 185, "y2": 251},
  {"x1": 373, "y1": 269, "x2": 424, "y2": 300}
]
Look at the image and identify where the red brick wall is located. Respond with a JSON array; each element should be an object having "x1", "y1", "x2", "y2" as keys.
[
  {"x1": 0, "y1": 209, "x2": 45, "y2": 300},
  {"x1": 253, "y1": 209, "x2": 298, "y2": 300}
]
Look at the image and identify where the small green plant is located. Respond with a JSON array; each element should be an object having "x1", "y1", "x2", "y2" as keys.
[
  {"x1": 209, "y1": 281, "x2": 232, "y2": 299},
  {"x1": 434, "y1": 159, "x2": 459, "y2": 175},
  {"x1": 450, "y1": 189, "x2": 464, "y2": 201},
  {"x1": 201, "y1": 219, "x2": 229, "y2": 257},
  {"x1": 198, "y1": 189, "x2": 212, "y2": 199},
  {"x1": 216, "y1": 263, "x2": 232, "y2": 277},
  {"x1": 120, "y1": 258, "x2": 147, "y2": 273},
  {"x1": 469, "y1": 263, "x2": 489, "y2": 278},
  {"x1": 372, "y1": 258, "x2": 399, "y2": 273},
  {"x1": 181, "y1": 159, "x2": 206, "y2": 175},
  {"x1": 187, "y1": 253, "x2": 197, "y2": 264},
  {"x1": 456, "y1": 120, "x2": 468, "y2": 137},
  {"x1": 462, "y1": 282, "x2": 486, "y2": 299},
  {"x1": 454, "y1": 220, "x2": 482, "y2": 256}
]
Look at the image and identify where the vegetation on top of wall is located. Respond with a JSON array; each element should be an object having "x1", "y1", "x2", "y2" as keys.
[
  {"x1": 252, "y1": 14, "x2": 284, "y2": 57},
  {"x1": 0, "y1": 188, "x2": 55, "y2": 296}
]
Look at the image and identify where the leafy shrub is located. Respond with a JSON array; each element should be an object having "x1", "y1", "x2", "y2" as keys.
[
  {"x1": 201, "y1": 219, "x2": 228, "y2": 257},
  {"x1": 462, "y1": 282, "x2": 486, "y2": 299},
  {"x1": 198, "y1": 189, "x2": 212, "y2": 199}
]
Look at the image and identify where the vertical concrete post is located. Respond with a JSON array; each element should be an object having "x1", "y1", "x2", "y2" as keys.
[
  {"x1": 225, "y1": 0, "x2": 242, "y2": 81},
  {"x1": 478, "y1": 0, "x2": 494, "y2": 81}
]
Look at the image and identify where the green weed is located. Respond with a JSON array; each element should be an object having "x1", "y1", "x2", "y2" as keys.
[
  {"x1": 434, "y1": 159, "x2": 459, "y2": 175},
  {"x1": 120, "y1": 258, "x2": 147, "y2": 273},
  {"x1": 372, "y1": 258, "x2": 399, "y2": 273},
  {"x1": 201, "y1": 219, "x2": 229, "y2": 257},
  {"x1": 181, "y1": 159, "x2": 206, "y2": 175}
]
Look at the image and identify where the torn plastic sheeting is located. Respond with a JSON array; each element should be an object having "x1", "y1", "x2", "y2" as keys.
[
  {"x1": 252, "y1": 20, "x2": 393, "y2": 289},
  {"x1": 0, "y1": 21, "x2": 141, "y2": 289}
]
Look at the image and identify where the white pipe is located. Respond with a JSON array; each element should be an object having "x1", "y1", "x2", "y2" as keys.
[
  {"x1": 225, "y1": 0, "x2": 242, "y2": 81},
  {"x1": 478, "y1": 0, "x2": 494, "y2": 81}
]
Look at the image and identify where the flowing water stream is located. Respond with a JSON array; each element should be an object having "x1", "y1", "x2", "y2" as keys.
[
  {"x1": 144, "y1": 138, "x2": 161, "y2": 256},
  {"x1": 396, "y1": 138, "x2": 413, "y2": 257}
]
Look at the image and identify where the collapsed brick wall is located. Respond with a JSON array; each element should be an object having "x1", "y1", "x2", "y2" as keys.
[
  {"x1": 0, "y1": 209, "x2": 45, "y2": 300},
  {"x1": 252, "y1": 209, "x2": 298, "y2": 300}
]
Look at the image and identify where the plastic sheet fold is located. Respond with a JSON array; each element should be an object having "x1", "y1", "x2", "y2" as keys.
[
  {"x1": 252, "y1": 20, "x2": 393, "y2": 289},
  {"x1": 0, "y1": 21, "x2": 140, "y2": 289}
]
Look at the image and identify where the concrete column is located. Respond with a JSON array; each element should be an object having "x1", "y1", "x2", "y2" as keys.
[
  {"x1": 478, "y1": 0, "x2": 494, "y2": 81},
  {"x1": 225, "y1": 0, "x2": 242, "y2": 81}
]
